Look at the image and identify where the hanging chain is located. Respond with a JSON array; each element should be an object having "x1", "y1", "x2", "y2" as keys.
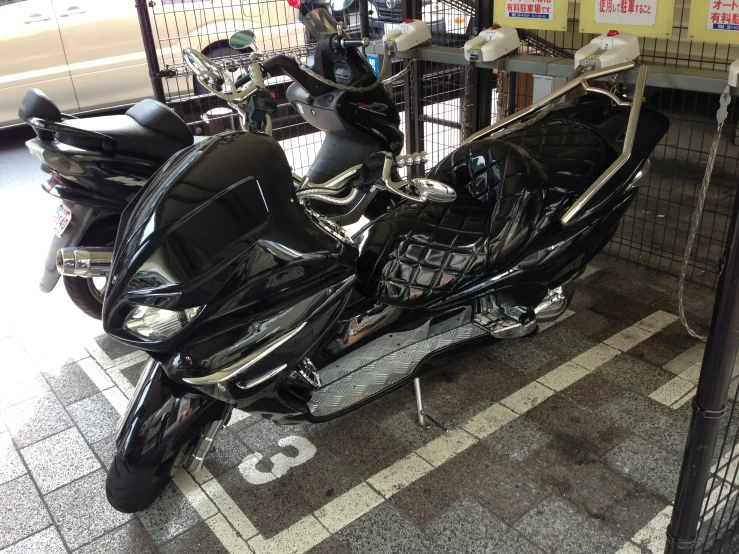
[
  {"x1": 678, "y1": 86, "x2": 732, "y2": 341},
  {"x1": 461, "y1": 63, "x2": 472, "y2": 143}
]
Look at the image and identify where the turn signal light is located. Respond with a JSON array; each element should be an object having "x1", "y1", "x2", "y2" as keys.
[{"x1": 287, "y1": 0, "x2": 300, "y2": 8}]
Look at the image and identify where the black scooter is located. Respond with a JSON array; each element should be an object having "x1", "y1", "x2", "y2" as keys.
[
  {"x1": 63, "y1": 9, "x2": 668, "y2": 513},
  {"x1": 26, "y1": 15, "x2": 403, "y2": 319}
]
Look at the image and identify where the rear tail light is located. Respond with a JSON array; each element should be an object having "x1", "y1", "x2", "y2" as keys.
[{"x1": 287, "y1": 0, "x2": 300, "y2": 8}]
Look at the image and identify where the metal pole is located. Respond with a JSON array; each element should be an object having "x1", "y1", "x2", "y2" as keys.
[
  {"x1": 466, "y1": 0, "x2": 494, "y2": 136},
  {"x1": 665, "y1": 190, "x2": 739, "y2": 553},
  {"x1": 414, "y1": 378, "x2": 425, "y2": 426},
  {"x1": 358, "y1": 0, "x2": 370, "y2": 41},
  {"x1": 134, "y1": 0, "x2": 166, "y2": 103}
]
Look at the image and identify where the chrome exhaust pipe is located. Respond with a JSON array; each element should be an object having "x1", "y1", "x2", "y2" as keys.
[{"x1": 56, "y1": 247, "x2": 113, "y2": 277}]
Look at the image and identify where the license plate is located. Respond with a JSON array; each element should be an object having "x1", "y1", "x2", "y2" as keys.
[{"x1": 53, "y1": 204, "x2": 72, "y2": 238}]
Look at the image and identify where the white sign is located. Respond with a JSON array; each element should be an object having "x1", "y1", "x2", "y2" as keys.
[
  {"x1": 594, "y1": 0, "x2": 657, "y2": 26},
  {"x1": 504, "y1": 0, "x2": 555, "y2": 21},
  {"x1": 706, "y1": 0, "x2": 739, "y2": 32}
]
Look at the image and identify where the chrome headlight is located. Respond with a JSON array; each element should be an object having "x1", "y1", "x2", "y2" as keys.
[{"x1": 124, "y1": 305, "x2": 202, "y2": 340}]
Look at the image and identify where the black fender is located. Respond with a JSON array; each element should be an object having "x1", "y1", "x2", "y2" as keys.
[{"x1": 116, "y1": 359, "x2": 229, "y2": 469}]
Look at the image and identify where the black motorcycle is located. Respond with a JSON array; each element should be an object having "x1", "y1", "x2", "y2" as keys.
[
  {"x1": 26, "y1": 15, "x2": 402, "y2": 319},
  {"x1": 62, "y1": 9, "x2": 668, "y2": 513}
]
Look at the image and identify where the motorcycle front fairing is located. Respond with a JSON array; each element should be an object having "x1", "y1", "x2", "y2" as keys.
[{"x1": 104, "y1": 132, "x2": 357, "y2": 416}]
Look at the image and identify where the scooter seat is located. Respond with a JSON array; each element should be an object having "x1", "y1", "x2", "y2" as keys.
[
  {"x1": 354, "y1": 138, "x2": 549, "y2": 306},
  {"x1": 54, "y1": 99, "x2": 194, "y2": 162}
]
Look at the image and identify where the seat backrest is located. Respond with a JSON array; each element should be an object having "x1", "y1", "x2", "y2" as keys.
[
  {"x1": 126, "y1": 99, "x2": 193, "y2": 146},
  {"x1": 18, "y1": 89, "x2": 62, "y2": 122}
]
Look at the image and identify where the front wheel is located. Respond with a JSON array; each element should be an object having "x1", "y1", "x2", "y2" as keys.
[{"x1": 106, "y1": 451, "x2": 179, "y2": 513}]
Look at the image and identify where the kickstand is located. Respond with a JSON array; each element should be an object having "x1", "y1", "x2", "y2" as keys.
[{"x1": 413, "y1": 378, "x2": 448, "y2": 432}]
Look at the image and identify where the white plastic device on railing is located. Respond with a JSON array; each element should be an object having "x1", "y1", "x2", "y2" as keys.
[
  {"x1": 574, "y1": 30, "x2": 640, "y2": 69},
  {"x1": 463, "y1": 25, "x2": 519, "y2": 63},
  {"x1": 382, "y1": 19, "x2": 431, "y2": 52}
]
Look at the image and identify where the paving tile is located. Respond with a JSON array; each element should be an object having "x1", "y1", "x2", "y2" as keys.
[
  {"x1": 605, "y1": 435, "x2": 682, "y2": 501},
  {"x1": 415, "y1": 428, "x2": 476, "y2": 468},
  {"x1": 276, "y1": 448, "x2": 362, "y2": 513},
  {"x1": 605, "y1": 326, "x2": 654, "y2": 352},
  {"x1": 0, "y1": 475, "x2": 51, "y2": 549},
  {"x1": 514, "y1": 495, "x2": 623, "y2": 554},
  {"x1": 451, "y1": 354, "x2": 531, "y2": 402},
  {"x1": 1, "y1": 392, "x2": 72, "y2": 449},
  {"x1": 306, "y1": 537, "x2": 351, "y2": 554},
  {"x1": 483, "y1": 338, "x2": 558, "y2": 376},
  {"x1": 0, "y1": 432, "x2": 25, "y2": 486},
  {"x1": 664, "y1": 343, "x2": 705, "y2": 375},
  {"x1": 216, "y1": 465, "x2": 312, "y2": 539},
  {"x1": 160, "y1": 519, "x2": 230, "y2": 554},
  {"x1": 90, "y1": 434, "x2": 117, "y2": 471},
  {"x1": 0, "y1": 527, "x2": 66, "y2": 554},
  {"x1": 119, "y1": 360, "x2": 146, "y2": 388},
  {"x1": 315, "y1": 482, "x2": 383, "y2": 533},
  {"x1": 0, "y1": 340, "x2": 48, "y2": 411},
  {"x1": 600, "y1": 392, "x2": 691, "y2": 453},
  {"x1": 528, "y1": 445, "x2": 635, "y2": 517},
  {"x1": 43, "y1": 360, "x2": 99, "y2": 406},
  {"x1": 390, "y1": 468, "x2": 465, "y2": 528},
  {"x1": 590, "y1": 270, "x2": 668, "y2": 306},
  {"x1": 233, "y1": 418, "x2": 312, "y2": 459},
  {"x1": 463, "y1": 403, "x2": 518, "y2": 440},
  {"x1": 596, "y1": 353, "x2": 675, "y2": 397},
  {"x1": 412, "y1": 368, "x2": 490, "y2": 427},
  {"x1": 21, "y1": 427, "x2": 99, "y2": 494},
  {"x1": 442, "y1": 445, "x2": 552, "y2": 524},
  {"x1": 529, "y1": 325, "x2": 599, "y2": 361},
  {"x1": 91, "y1": 335, "x2": 139, "y2": 363},
  {"x1": 588, "y1": 291, "x2": 659, "y2": 326},
  {"x1": 138, "y1": 481, "x2": 203, "y2": 544},
  {"x1": 74, "y1": 519, "x2": 157, "y2": 554},
  {"x1": 571, "y1": 343, "x2": 621, "y2": 371},
  {"x1": 45, "y1": 469, "x2": 131, "y2": 550},
  {"x1": 563, "y1": 372, "x2": 625, "y2": 411},
  {"x1": 560, "y1": 306, "x2": 624, "y2": 342},
  {"x1": 335, "y1": 504, "x2": 442, "y2": 554},
  {"x1": 427, "y1": 497, "x2": 543, "y2": 554},
  {"x1": 527, "y1": 394, "x2": 629, "y2": 463},
  {"x1": 628, "y1": 323, "x2": 697, "y2": 368},
  {"x1": 377, "y1": 406, "x2": 445, "y2": 451},
  {"x1": 484, "y1": 417, "x2": 553, "y2": 462},
  {"x1": 308, "y1": 412, "x2": 407, "y2": 480},
  {"x1": 202, "y1": 427, "x2": 252, "y2": 478},
  {"x1": 67, "y1": 392, "x2": 120, "y2": 443},
  {"x1": 603, "y1": 489, "x2": 668, "y2": 540},
  {"x1": 367, "y1": 453, "x2": 433, "y2": 498}
]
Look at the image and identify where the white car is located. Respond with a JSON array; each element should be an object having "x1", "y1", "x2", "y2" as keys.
[{"x1": 0, "y1": 0, "x2": 303, "y2": 127}]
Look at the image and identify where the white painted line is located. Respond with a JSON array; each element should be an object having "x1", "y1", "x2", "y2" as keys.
[
  {"x1": 617, "y1": 505, "x2": 672, "y2": 553},
  {"x1": 367, "y1": 453, "x2": 434, "y2": 498},
  {"x1": 248, "y1": 515, "x2": 330, "y2": 554},
  {"x1": 605, "y1": 326, "x2": 653, "y2": 352},
  {"x1": 571, "y1": 343, "x2": 621, "y2": 371},
  {"x1": 172, "y1": 310, "x2": 685, "y2": 554},
  {"x1": 664, "y1": 344, "x2": 705, "y2": 376},
  {"x1": 537, "y1": 361, "x2": 590, "y2": 391},
  {"x1": 682, "y1": 363, "x2": 701, "y2": 385},
  {"x1": 672, "y1": 388, "x2": 695, "y2": 410},
  {"x1": 633, "y1": 311, "x2": 679, "y2": 334},
  {"x1": 228, "y1": 409, "x2": 251, "y2": 426},
  {"x1": 106, "y1": 367, "x2": 135, "y2": 398},
  {"x1": 462, "y1": 403, "x2": 518, "y2": 439},
  {"x1": 172, "y1": 471, "x2": 219, "y2": 520},
  {"x1": 415, "y1": 428, "x2": 477, "y2": 467},
  {"x1": 204, "y1": 514, "x2": 252, "y2": 554},
  {"x1": 649, "y1": 377, "x2": 695, "y2": 407},
  {"x1": 538, "y1": 309, "x2": 575, "y2": 332},
  {"x1": 101, "y1": 387, "x2": 129, "y2": 416},
  {"x1": 500, "y1": 381, "x2": 556, "y2": 414},
  {"x1": 193, "y1": 466, "x2": 215, "y2": 485},
  {"x1": 76, "y1": 357, "x2": 115, "y2": 391},
  {"x1": 201, "y1": 478, "x2": 260, "y2": 541},
  {"x1": 314, "y1": 483, "x2": 383, "y2": 533}
]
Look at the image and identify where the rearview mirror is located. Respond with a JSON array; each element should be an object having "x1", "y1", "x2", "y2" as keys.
[
  {"x1": 331, "y1": 0, "x2": 354, "y2": 11},
  {"x1": 407, "y1": 179, "x2": 456, "y2": 203},
  {"x1": 229, "y1": 30, "x2": 256, "y2": 50}
]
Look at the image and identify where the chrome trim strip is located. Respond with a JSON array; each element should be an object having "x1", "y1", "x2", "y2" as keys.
[
  {"x1": 184, "y1": 411, "x2": 230, "y2": 473},
  {"x1": 182, "y1": 322, "x2": 307, "y2": 385},
  {"x1": 241, "y1": 364, "x2": 288, "y2": 389},
  {"x1": 560, "y1": 64, "x2": 648, "y2": 225},
  {"x1": 463, "y1": 61, "x2": 637, "y2": 145}
]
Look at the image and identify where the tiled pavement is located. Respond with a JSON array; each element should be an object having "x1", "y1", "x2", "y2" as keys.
[{"x1": 0, "y1": 256, "x2": 718, "y2": 554}]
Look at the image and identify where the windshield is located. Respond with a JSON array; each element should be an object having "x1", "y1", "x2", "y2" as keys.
[{"x1": 303, "y1": 8, "x2": 339, "y2": 40}]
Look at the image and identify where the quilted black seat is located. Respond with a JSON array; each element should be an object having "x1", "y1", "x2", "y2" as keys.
[
  {"x1": 502, "y1": 115, "x2": 611, "y2": 193},
  {"x1": 54, "y1": 99, "x2": 194, "y2": 162},
  {"x1": 354, "y1": 138, "x2": 549, "y2": 306}
]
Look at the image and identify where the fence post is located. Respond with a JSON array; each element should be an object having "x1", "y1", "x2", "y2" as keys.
[
  {"x1": 665, "y1": 192, "x2": 739, "y2": 553},
  {"x1": 466, "y1": 0, "x2": 494, "y2": 135},
  {"x1": 134, "y1": 0, "x2": 166, "y2": 103},
  {"x1": 401, "y1": 0, "x2": 424, "y2": 176}
]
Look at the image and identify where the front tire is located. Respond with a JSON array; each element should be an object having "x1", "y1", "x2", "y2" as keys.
[{"x1": 106, "y1": 450, "x2": 179, "y2": 513}]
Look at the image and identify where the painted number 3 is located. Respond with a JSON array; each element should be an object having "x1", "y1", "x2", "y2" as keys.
[{"x1": 239, "y1": 436, "x2": 317, "y2": 485}]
